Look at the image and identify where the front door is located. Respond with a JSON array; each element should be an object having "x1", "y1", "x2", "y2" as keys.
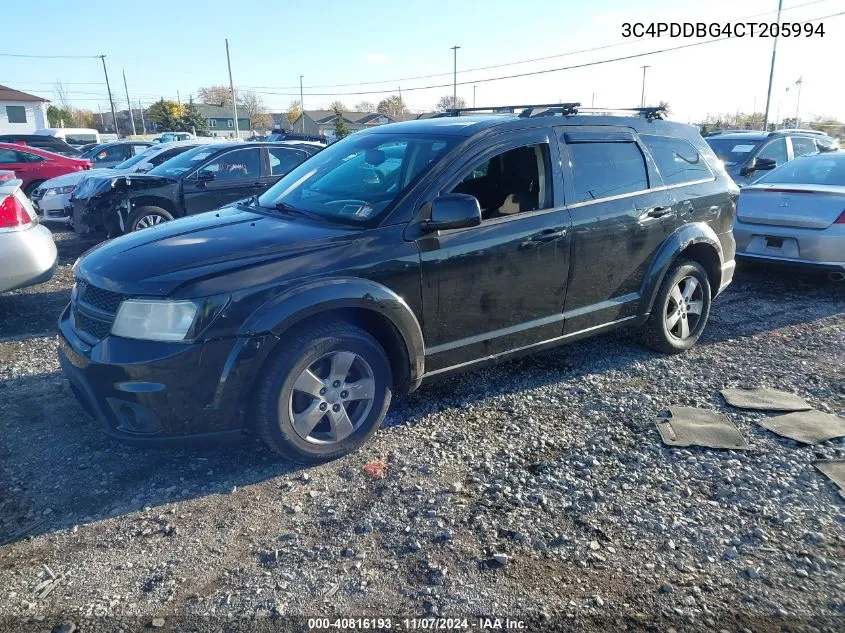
[
  {"x1": 557, "y1": 127, "x2": 674, "y2": 333},
  {"x1": 182, "y1": 147, "x2": 264, "y2": 215},
  {"x1": 416, "y1": 131, "x2": 571, "y2": 373}
]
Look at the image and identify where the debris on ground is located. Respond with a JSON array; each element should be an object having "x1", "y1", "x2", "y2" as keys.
[
  {"x1": 655, "y1": 407, "x2": 749, "y2": 450},
  {"x1": 361, "y1": 457, "x2": 388, "y2": 478},
  {"x1": 759, "y1": 410, "x2": 845, "y2": 445},
  {"x1": 814, "y1": 460, "x2": 845, "y2": 500},
  {"x1": 721, "y1": 386, "x2": 812, "y2": 411}
]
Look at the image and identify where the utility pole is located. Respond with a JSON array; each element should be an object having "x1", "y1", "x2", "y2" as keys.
[
  {"x1": 225, "y1": 39, "x2": 239, "y2": 138},
  {"x1": 591, "y1": 92, "x2": 595, "y2": 108},
  {"x1": 451, "y1": 46, "x2": 460, "y2": 109},
  {"x1": 794, "y1": 77, "x2": 803, "y2": 127},
  {"x1": 138, "y1": 100, "x2": 146, "y2": 134},
  {"x1": 99, "y1": 55, "x2": 119, "y2": 136},
  {"x1": 473, "y1": 85, "x2": 476, "y2": 108},
  {"x1": 177, "y1": 90, "x2": 182, "y2": 113},
  {"x1": 299, "y1": 75, "x2": 304, "y2": 132},
  {"x1": 639, "y1": 65, "x2": 649, "y2": 108},
  {"x1": 122, "y1": 70, "x2": 137, "y2": 136},
  {"x1": 762, "y1": 0, "x2": 784, "y2": 131},
  {"x1": 752, "y1": 96, "x2": 757, "y2": 129}
]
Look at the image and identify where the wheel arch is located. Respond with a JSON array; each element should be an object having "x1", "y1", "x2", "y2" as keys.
[
  {"x1": 130, "y1": 196, "x2": 180, "y2": 218},
  {"x1": 641, "y1": 222, "x2": 724, "y2": 314},
  {"x1": 241, "y1": 277, "x2": 425, "y2": 395}
]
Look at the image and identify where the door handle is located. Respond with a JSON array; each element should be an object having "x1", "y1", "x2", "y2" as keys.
[
  {"x1": 533, "y1": 228, "x2": 568, "y2": 242},
  {"x1": 643, "y1": 206, "x2": 672, "y2": 218}
]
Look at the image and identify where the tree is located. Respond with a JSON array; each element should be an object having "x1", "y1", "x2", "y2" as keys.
[
  {"x1": 333, "y1": 105, "x2": 350, "y2": 140},
  {"x1": 287, "y1": 100, "x2": 302, "y2": 126},
  {"x1": 239, "y1": 90, "x2": 272, "y2": 131},
  {"x1": 71, "y1": 108, "x2": 96, "y2": 129},
  {"x1": 178, "y1": 98, "x2": 209, "y2": 134},
  {"x1": 354, "y1": 101, "x2": 375, "y2": 113},
  {"x1": 54, "y1": 81, "x2": 71, "y2": 110},
  {"x1": 47, "y1": 105, "x2": 73, "y2": 127},
  {"x1": 436, "y1": 95, "x2": 466, "y2": 111},
  {"x1": 198, "y1": 84, "x2": 233, "y2": 106},
  {"x1": 376, "y1": 94, "x2": 407, "y2": 118},
  {"x1": 146, "y1": 99, "x2": 182, "y2": 130},
  {"x1": 330, "y1": 100, "x2": 347, "y2": 113}
]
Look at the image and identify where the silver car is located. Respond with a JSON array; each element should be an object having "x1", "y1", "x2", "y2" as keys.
[
  {"x1": 734, "y1": 152, "x2": 845, "y2": 281},
  {"x1": 0, "y1": 179, "x2": 57, "y2": 293}
]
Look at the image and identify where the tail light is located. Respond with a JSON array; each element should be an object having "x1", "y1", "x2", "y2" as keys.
[
  {"x1": 835, "y1": 210, "x2": 845, "y2": 224},
  {"x1": 0, "y1": 193, "x2": 33, "y2": 228}
]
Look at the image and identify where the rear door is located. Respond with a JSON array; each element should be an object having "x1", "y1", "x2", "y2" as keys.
[
  {"x1": 0, "y1": 148, "x2": 50, "y2": 189},
  {"x1": 182, "y1": 147, "x2": 264, "y2": 214},
  {"x1": 557, "y1": 127, "x2": 673, "y2": 333}
]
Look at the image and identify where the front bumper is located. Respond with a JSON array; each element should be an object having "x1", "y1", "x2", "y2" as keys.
[
  {"x1": 32, "y1": 191, "x2": 73, "y2": 223},
  {"x1": 58, "y1": 305, "x2": 270, "y2": 446},
  {"x1": 0, "y1": 224, "x2": 58, "y2": 293}
]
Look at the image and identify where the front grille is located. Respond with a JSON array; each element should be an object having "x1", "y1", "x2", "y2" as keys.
[
  {"x1": 73, "y1": 307, "x2": 112, "y2": 340},
  {"x1": 77, "y1": 280, "x2": 125, "y2": 313},
  {"x1": 72, "y1": 279, "x2": 127, "y2": 342}
]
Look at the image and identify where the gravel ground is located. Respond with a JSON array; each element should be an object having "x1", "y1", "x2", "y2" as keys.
[{"x1": 1, "y1": 230, "x2": 844, "y2": 632}]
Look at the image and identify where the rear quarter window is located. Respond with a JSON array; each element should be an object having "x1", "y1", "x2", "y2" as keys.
[{"x1": 641, "y1": 135, "x2": 713, "y2": 186}]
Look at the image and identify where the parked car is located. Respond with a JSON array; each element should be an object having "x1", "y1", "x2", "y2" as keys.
[
  {"x1": 71, "y1": 142, "x2": 320, "y2": 234},
  {"x1": 155, "y1": 132, "x2": 195, "y2": 143},
  {"x1": 0, "y1": 134, "x2": 82, "y2": 157},
  {"x1": 34, "y1": 127, "x2": 101, "y2": 147},
  {"x1": 264, "y1": 130, "x2": 327, "y2": 144},
  {"x1": 705, "y1": 129, "x2": 838, "y2": 188},
  {"x1": 31, "y1": 141, "x2": 213, "y2": 227},
  {"x1": 0, "y1": 179, "x2": 57, "y2": 293},
  {"x1": 59, "y1": 104, "x2": 738, "y2": 461},
  {"x1": 734, "y1": 151, "x2": 845, "y2": 281},
  {"x1": 78, "y1": 140, "x2": 154, "y2": 169},
  {"x1": 0, "y1": 142, "x2": 92, "y2": 196}
]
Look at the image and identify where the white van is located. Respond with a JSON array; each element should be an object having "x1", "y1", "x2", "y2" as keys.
[{"x1": 34, "y1": 128, "x2": 101, "y2": 146}]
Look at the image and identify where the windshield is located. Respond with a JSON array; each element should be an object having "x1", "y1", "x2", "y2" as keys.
[
  {"x1": 705, "y1": 138, "x2": 762, "y2": 167},
  {"x1": 148, "y1": 145, "x2": 218, "y2": 177},
  {"x1": 256, "y1": 132, "x2": 456, "y2": 223},
  {"x1": 80, "y1": 143, "x2": 110, "y2": 159},
  {"x1": 756, "y1": 154, "x2": 845, "y2": 186}
]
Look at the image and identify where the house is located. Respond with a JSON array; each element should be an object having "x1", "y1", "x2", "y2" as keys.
[
  {"x1": 195, "y1": 103, "x2": 251, "y2": 138},
  {"x1": 0, "y1": 85, "x2": 49, "y2": 134},
  {"x1": 287, "y1": 110, "x2": 396, "y2": 138}
]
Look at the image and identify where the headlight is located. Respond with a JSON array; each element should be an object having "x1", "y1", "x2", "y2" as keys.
[
  {"x1": 44, "y1": 185, "x2": 76, "y2": 196},
  {"x1": 111, "y1": 299, "x2": 198, "y2": 341}
]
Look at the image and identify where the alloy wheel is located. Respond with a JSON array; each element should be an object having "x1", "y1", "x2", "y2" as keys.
[
  {"x1": 664, "y1": 275, "x2": 704, "y2": 340},
  {"x1": 286, "y1": 351, "x2": 375, "y2": 445},
  {"x1": 134, "y1": 214, "x2": 166, "y2": 230}
]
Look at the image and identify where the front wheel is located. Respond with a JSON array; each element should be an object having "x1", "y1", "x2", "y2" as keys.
[
  {"x1": 128, "y1": 206, "x2": 174, "y2": 232},
  {"x1": 254, "y1": 320, "x2": 393, "y2": 463},
  {"x1": 642, "y1": 258, "x2": 712, "y2": 354}
]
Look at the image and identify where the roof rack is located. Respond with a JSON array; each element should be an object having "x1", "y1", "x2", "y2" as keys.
[
  {"x1": 436, "y1": 103, "x2": 668, "y2": 120},
  {"x1": 769, "y1": 128, "x2": 829, "y2": 137},
  {"x1": 705, "y1": 129, "x2": 759, "y2": 136}
]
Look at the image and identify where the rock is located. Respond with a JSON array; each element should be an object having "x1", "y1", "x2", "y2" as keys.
[
  {"x1": 660, "y1": 583, "x2": 674, "y2": 594},
  {"x1": 492, "y1": 553, "x2": 509, "y2": 566},
  {"x1": 593, "y1": 595, "x2": 605, "y2": 607},
  {"x1": 343, "y1": 548, "x2": 355, "y2": 558},
  {"x1": 449, "y1": 482, "x2": 463, "y2": 493},
  {"x1": 53, "y1": 624, "x2": 76, "y2": 633},
  {"x1": 795, "y1": 569, "x2": 809, "y2": 578},
  {"x1": 588, "y1": 540, "x2": 601, "y2": 551},
  {"x1": 151, "y1": 618, "x2": 165, "y2": 628}
]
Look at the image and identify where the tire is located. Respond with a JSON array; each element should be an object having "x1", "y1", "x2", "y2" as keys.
[
  {"x1": 642, "y1": 258, "x2": 712, "y2": 354},
  {"x1": 24, "y1": 180, "x2": 44, "y2": 198},
  {"x1": 128, "y1": 206, "x2": 173, "y2": 232},
  {"x1": 254, "y1": 319, "x2": 393, "y2": 463}
]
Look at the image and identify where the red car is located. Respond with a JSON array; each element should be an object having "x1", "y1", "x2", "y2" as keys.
[{"x1": 0, "y1": 142, "x2": 91, "y2": 196}]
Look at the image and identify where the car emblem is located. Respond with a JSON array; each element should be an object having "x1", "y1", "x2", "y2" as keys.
[{"x1": 779, "y1": 198, "x2": 789, "y2": 208}]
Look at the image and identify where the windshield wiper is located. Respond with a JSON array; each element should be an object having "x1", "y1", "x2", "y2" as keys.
[{"x1": 270, "y1": 201, "x2": 325, "y2": 222}]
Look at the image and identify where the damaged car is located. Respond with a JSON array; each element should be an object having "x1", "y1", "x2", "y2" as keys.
[{"x1": 71, "y1": 142, "x2": 320, "y2": 235}]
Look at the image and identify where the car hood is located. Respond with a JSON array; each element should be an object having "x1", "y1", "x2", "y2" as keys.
[
  {"x1": 75, "y1": 204, "x2": 354, "y2": 296},
  {"x1": 73, "y1": 172, "x2": 178, "y2": 200},
  {"x1": 41, "y1": 167, "x2": 118, "y2": 190}
]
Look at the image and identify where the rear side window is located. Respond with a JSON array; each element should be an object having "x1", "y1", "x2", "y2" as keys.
[
  {"x1": 269, "y1": 147, "x2": 307, "y2": 176},
  {"x1": 757, "y1": 138, "x2": 788, "y2": 166},
  {"x1": 566, "y1": 142, "x2": 648, "y2": 203},
  {"x1": 641, "y1": 135, "x2": 712, "y2": 186}
]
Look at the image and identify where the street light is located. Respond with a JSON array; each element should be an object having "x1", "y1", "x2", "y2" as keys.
[{"x1": 640, "y1": 65, "x2": 649, "y2": 108}]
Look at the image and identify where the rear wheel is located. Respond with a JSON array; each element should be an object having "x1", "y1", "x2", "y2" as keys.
[
  {"x1": 642, "y1": 258, "x2": 711, "y2": 354},
  {"x1": 24, "y1": 180, "x2": 44, "y2": 198},
  {"x1": 128, "y1": 206, "x2": 173, "y2": 232},
  {"x1": 254, "y1": 320, "x2": 392, "y2": 463}
]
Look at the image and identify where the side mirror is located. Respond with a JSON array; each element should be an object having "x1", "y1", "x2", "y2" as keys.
[
  {"x1": 422, "y1": 193, "x2": 482, "y2": 232},
  {"x1": 197, "y1": 170, "x2": 216, "y2": 182},
  {"x1": 742, "y1": 156, "x2": 776, "y2": 176}
]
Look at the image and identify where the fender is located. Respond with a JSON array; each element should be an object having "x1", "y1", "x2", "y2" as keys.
[
  {"x1": 241, "y1": 277, "x2": 426, "y2": 389},
  {"x1": 641, "y1": 222, "x2": 724, "y2": 314}
]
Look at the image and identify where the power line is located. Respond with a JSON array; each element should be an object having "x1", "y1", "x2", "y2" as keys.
[
  {"x1": 245, "y1": 9, "x2": 843, "y2": 98},
  {"x1": 238, "y1": 0, "x2": 834, "y2": 91},
  {"x1": 0, "y1": 52, "x2": 101, "y2": 59}
]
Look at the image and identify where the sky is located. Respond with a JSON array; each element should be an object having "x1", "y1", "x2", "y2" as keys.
[{"x1": 2, "y1": 0, "x2": 844, "y2": 124}]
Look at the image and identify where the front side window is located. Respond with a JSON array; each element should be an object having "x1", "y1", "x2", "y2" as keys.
[
  {"x1": 6, "y1": 105, "x2": 27, "y2": 124},
  {"x1": 198, "y1": 148, "x2": 261, "y2": 180},
  {"x1": 450, "y1": 143, "x2": 551, "y2": 220},
  {"x1": 567, "y1": 141, "x2": 648, "y2": 203},
  {"x1": 91, "y1": 144, "x2": 129, "y2": 163},
  {"x1": 757, "y1": 138, "x2": 788, "y2": 166},
  {"x1": 641, "y1": 135, "x2": 712, "y2": 186},
  {"x1": 257, "y1": 132, "x2": 456, "y2": 224}
]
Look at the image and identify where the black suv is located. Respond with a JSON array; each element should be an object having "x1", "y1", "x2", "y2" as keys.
[
  {"x1": 59, "y1": 104, "x2": 737, "y2": 462},
  {"x1": 71, "y1": 142, "x2": 320, "y2": 234}
]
